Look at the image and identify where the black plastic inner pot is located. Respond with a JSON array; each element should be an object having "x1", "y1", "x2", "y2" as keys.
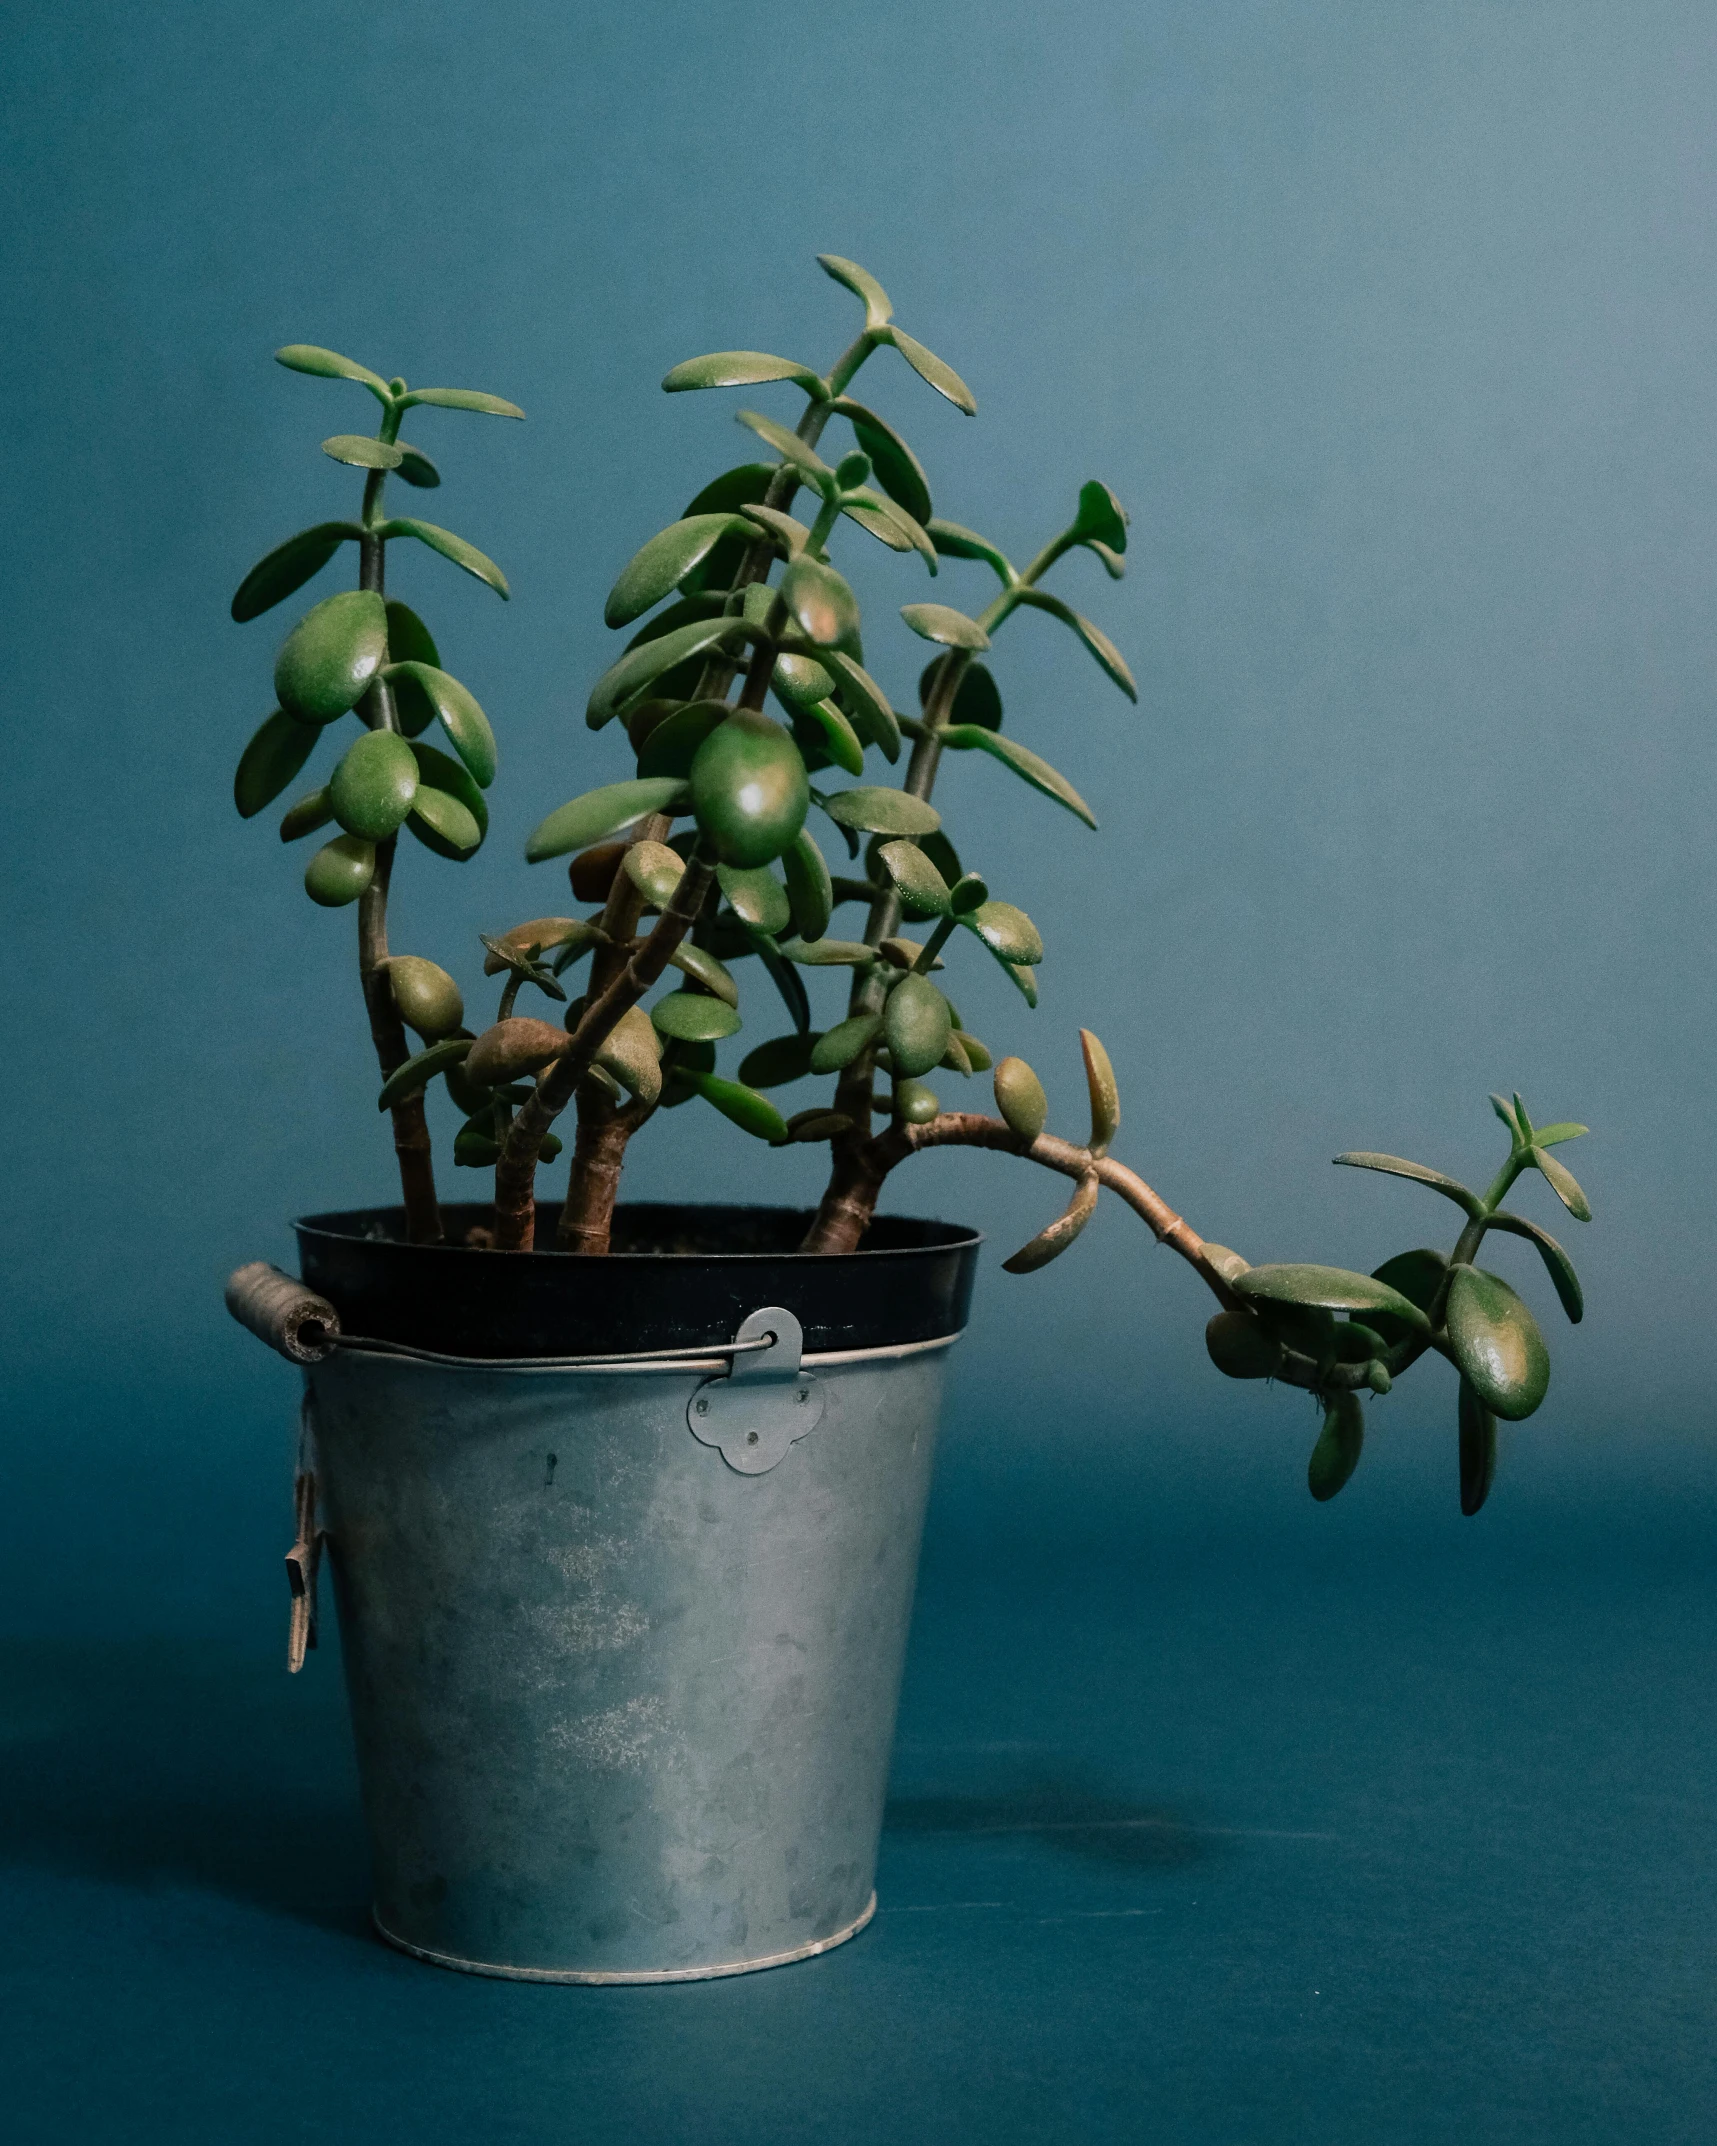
[{"x1": 295, "y1": 1203, "x2": 982, "y2": 1358}]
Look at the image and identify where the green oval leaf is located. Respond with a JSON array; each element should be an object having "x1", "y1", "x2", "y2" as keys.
[
  {"x1": 1458, "y1": 1380, "x2": 1498, "y2": 1516},
  {"x1": 274, "y1": 589, "x2": 388, "y2": 723},
  {"x1": 810, "y1": 1013, "x2": 883, "y2": 1074},
  {"x1": 407, "y1": 739, "x2": 487, "y2": 857},
  {"x1": 1484, "y1": 1212, "x2": 1583, "y2": 1323},
  {"x1": 234, "y1": 709, "x2": 317, "y2": 818},
  {"x1": 1001, "y1": 1171, "x2": 1099, "y2": 1273},
  {"x1": 279, "y1": 785, "x2": 334, "y2": 842},
  {"x1": 940, "y1": 725, "x2": 1095, "y2": 827},
  {"x1": 883, "y1": 326, "x2": 977, "y2": 415},
  {"x1": 376, "y1": 517, "x2": 510, "y2": 599},
  {"x1": 994, "y1": 1057, "x2": 1048, "y2": 1140},
  {"x1": 1206, "y1": 1310, "x2": 1283, "y2": 1381},
  {"x1": 749, "y1": 926, "x2": 812, "y2": 1035},
  {"x1": 384, "y1": 955, "x2": 464, "y2": 1039},
  {"x1": 637, "y1": 699, "x2": 730, "y2": 781},
  {"x1": 1014, "y1": 588, "x2": 1137, "y2": 701},
  {"x1": 685, "y1": 1071, "x2": 789, "y2": 1144},
  {"x1": 683, "y1": 463, "x2": 777, "y2": 515},
  {"x1": 782, "y1": 827, "x2": 833, "y2": 942},
  {"x1": 927, "y1": 520, "x2": 1017, "y2": 585},
  {"x1": 692, "y1": 713, "x2": 810, "y2": 869},
  {"x1": 1444, "y1": 1266, "x2": 1550, "y2": 1420},
  {"x1": 377, "y1": 1036, "x2": 472, "y2": 1112},
  {"x1": 666, "y1": 941, "x2": 738, "y2": 1006},
  {"x1": 587, "y1": 615, "x2": 751, "y2": 730},
  {"x1": 322, "y1": 434, "x2": 402, "y2": 470},
  {"x1": 780, "y1": 937, "x2": 875, "y2": 968},
  {"x1": 1234, "y1": 1264, "x2": 1432, "y2": 1332},
  {"x1": 1332, "y1": 1152, "x2": 1482, "y2": 1218},
  {"x1": 663, "y1": 352, "x2": 827, "y2": 396},
  {"x1": 735, "y1": 408, "x2": 834, "y2": 484},
  {"x1": 717, "y1": 861, "x2": 791, "y2": 935},
  {"x1": 922, "y1": 657, "x2": 1003, "y2": 730},
  {"x1": 772, "y1": 653, "x2": 836, "y2": 711},
  {"x1": 894, "y1": 1076, "x2": 942, "y2": 1128},
  {"x1": 398, "y1": 387, "x2": 524, "y2": 418},
  {"x1": 900, "y1": 602, "x2": 989, "y2": 651},
  {"x1": 651, "y1": 990, "x2": 742, "y2": 1043},
  {"x1": 831, "y1": 398, "x2": 930, "y2": 523},
  {"x1": 820, "y1": 787, "x2": 940, "y2": 837},
  {"x1": 822, "y1": 652, "x2": 901, "y2": 762},
  {"x1": 525, "y1": 777, "x2": 690, "y2": 864},
  {"x1": 231, "y1": 523, "x2": 362, "y2": 622},
  {"x1": 840, "y1": 490, "x2": 937, "y2": 571},
  {"x1": 623, "y1": 839, "x2": 686, "y2": 906},
  {"x1": 793, "y1": 700, "x2": 865, "y2": 778},
  {"x1": 878, "y1": 838, "x2": 951, "y2": 917},
  {"x1": 816, "y1": 255, "x2": 894, "y2": 329},
  {"x1": 303, "y1": 833, "x2": 375, "y2": 907},
  {"x1": 1529, "y1": 1145, "x2": 1592, "y2": 1222},
  {"x1": 1072, "y1": 479, "x2": 1129, "y2": 553},
  {"x1": 739, "y1": 1032, "x2": 824, "y2": 1088},
  {"x1": 605, "y1": 515, "x2": 751, "y2": 629},
  {"x1": 781, "y1": 555, "x2": 861, "y2": 652},
  {"x1": 382, "y1": 662, "x2": 495, "y2": 788},
  {"x1": 1362, "y1": 1248, "x2": 1449, "y2": 1346},
  {"x1": 330, "y1": 728, "x2": 419, "y2": 840},
  {"x1": 384, "y1": 599, "x2": 439, "y2": 667},
  {"x1": 1308, "y1": 1392, "x2": 1365, "y2": 1502},
  {"x1": 1081, "y1": 1030, "x2": 1119, "y2": 1152},
  {"x1": 394, "y1": 442, "x2": 440, "y2": 489},
  {"x1": 275, "y1": 345, "x2": 388, "y2": 394},
  {"x1": 885, "y1": 973, "x2": 952, "y2": 1078},
  {"x1": 407, "y1": 784, "x2": 482, "y2": 857},
  {"x1": 961, "y1": 899, "x2": 1043, "y2": 967}
]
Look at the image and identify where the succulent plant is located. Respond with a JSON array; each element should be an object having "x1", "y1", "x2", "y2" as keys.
[{"x1": 232, "y1": 261, "x2": 1591, "y2": 1509}]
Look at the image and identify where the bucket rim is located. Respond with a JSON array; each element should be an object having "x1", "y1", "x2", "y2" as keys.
[{"x1": 293, "y1": 1200, "x2": 984, "y2": 1262}]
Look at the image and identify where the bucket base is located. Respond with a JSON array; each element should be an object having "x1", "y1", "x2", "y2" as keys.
[{"x1": 370, "y1": 1892, "x2": 878, "y2": 1985}]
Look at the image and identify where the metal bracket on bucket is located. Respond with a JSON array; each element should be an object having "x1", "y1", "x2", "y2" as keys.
[{"x1": 687, "y1": 1307, "x2": 823, "y2": 1475}]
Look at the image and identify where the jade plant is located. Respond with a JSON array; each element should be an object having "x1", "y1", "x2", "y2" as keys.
[{"x1": 231, "y1": 256, "x2": 1593, "y2": 1509}]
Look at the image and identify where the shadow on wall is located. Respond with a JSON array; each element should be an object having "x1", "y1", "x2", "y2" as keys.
[{"x1": 0, "y1": 1638, "x2": 370, "y2": 1937}]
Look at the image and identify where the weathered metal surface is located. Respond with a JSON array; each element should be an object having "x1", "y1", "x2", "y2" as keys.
[{"x1": 302, "y1": 1332, "x2": 953, "y2": 1981}]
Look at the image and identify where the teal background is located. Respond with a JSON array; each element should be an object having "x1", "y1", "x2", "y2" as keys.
[{"x1": 5, "y1": 1, "x2": 1717, "y2": 2138}]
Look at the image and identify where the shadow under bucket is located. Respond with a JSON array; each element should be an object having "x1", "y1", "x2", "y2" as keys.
[{"x1": 290, "y1": 1203, "x2": 980, "y2": 1983}]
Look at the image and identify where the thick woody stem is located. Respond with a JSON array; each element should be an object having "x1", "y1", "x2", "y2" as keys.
[
  {"x1": 554, "y1": 813, "x2": 670, "y2": 1246},
  {"x1": 493, "y1": 855, "x2": 717, "y2": 1251},
  {"x1": 556, "y1": 1103, "x2": 631, "y2": 1254}
]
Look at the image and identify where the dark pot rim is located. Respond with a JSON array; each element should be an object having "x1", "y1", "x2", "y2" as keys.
[{"x1": 294, "y1": 1201, "x2": 984, "y2": 1358}]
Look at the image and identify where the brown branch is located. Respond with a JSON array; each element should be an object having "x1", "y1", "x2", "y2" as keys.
[
  {"x1": 808, "y1": 1109, "x2": 1243, "y2": 1312},
  {"x1": 493, "y1": 853, "x2": 717, "y2": 1251},
  {"x1": 358, "y1": 836, "x2": 442, "y2": 1244}
]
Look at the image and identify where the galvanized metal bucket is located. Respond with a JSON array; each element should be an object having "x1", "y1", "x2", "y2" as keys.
[{"x1": 238, "y1": 1204, "x2": 980, "y2": 1983}]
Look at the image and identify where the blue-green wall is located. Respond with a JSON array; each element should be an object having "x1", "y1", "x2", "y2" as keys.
[{"x1": 5, "y1": 1, "x2": 1713, "y2": 1565}]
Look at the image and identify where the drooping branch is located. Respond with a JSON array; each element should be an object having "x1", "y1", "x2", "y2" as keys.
[{"x1": 824, "y1": 1108, "x2": 1244, "y2": 1312}]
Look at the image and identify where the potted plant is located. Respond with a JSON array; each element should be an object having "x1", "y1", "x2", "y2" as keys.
[{"x1": 225, "y1": 255, "x2": 1594, "y2": 1984}]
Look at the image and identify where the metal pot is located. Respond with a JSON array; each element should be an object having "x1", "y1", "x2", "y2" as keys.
[{"x1": 236, "y1": 1203, "x2": 980, "y2": 1983}]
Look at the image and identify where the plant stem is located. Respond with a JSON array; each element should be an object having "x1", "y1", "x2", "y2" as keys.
[
  {"x1": 358, "y1": 837, "x2": 442, "y2": 1242},
  {"x1": 494, "y1": 852, "x2": 718, "y2": 1251},
  {"x1": 551, "y1": 812, "x2": 672, "y2": 1248},
  {"x1": 355, "y1": 396, "x2": 442, "y2": 1243}
]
